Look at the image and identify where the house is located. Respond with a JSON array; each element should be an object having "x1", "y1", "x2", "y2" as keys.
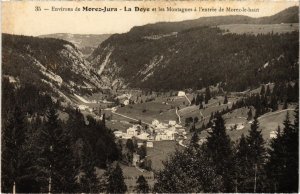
[
  {"x1": 146, "y1": 141, "x2": 154, "y2": 148},
  {"x1": 177, "y1": 128, "x2": 186, "y2": 134},
  {"x1": 137, "y1": 142, "x2": 144, "y2": 148},
  {"x1": 165, "y1": 130, "x2": 177, "y2": 140},
  {"x1": 175, "y1": 124, "x2": 182, "y2": 128},
  {"x1": 152, "y1": 119, "x2": 159, "y2": 126},
  {"x1": 226, "y1": 123, "x2": 245, "y2": 130},
  {"x1": 122, "y1": 134, "x2": 133, "y2": 139},
  {"x1": 123, "y1": 99, "x2": 130, "y2": 106},
  {"x1": 132, "y1": 153, "x2": 140, "y2": 166},
  {"x1": 169, "y1": 120, "x2": 176, "y2": 126},
  {"x1": 78, "y1": 104, "x2": 89, "y2": 111},
  {"x1": 155, "y1": 130, "x2": 177, "y2": 141},
  {"x1": 156, "y1": 123, "x2": 168, "y2": 130},
  {"x1": 113, "y1": 131, "x2": 123, "y2": 138},
  {"x1": 236, "y1": 123, "x2": 245, "y2": 130},
  {"x1": 178, "y1": 91, "x2": 186, "y2": 97},
  {"x1": 270, "y1": 131, "x2": 277, "y2": 139},
  {"x1": 137, "y1": 132, "x2": 150, "y2": 140},
  {"x1": 155, "y1": 132, "x2": 167, "y2": 141},
  {"x1": 127, "y1": 126, "x2": 139, "y2": 136}
]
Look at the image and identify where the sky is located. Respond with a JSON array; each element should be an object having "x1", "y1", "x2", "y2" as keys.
[{"x1": 2, "y1": 0, "x2": 299, "y2": 36}]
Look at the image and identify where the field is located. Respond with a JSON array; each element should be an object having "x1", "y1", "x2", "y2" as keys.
[
  {"x1": 219, "y1": 23, "x2": 299, "y2": 35},
  {"x1": 95, "y1": 164, "x2": 155, "y2": 192},
  {"x1": 180, "y1": 96, "x2": 241, "y2": 128},
  {"x1": 121, "y1": 164, "x2": 155, "y2": 192},
  {"x1": 194, "y1": 107, "x2": 296, "y2": 143},
  {"x1": 116, "y1": 101, "x2": 178, "y2": 124},
  {"x1": 147, "y1": 141, "x2": 183, "y2": 171}
]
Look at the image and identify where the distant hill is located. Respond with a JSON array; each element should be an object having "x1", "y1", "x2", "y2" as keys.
[
  {"x1": 39, "y1": 33, "x2": 111, "y2": 57},
  {"x1": 89, "y1": 6, "x2": 299, "y2": 91},
  {"x1": 256, "y1": 6, "x2": 299, "y2": 24},
  {"x1": 127, "y1": 6, "x2": 299, "y2": 36}
]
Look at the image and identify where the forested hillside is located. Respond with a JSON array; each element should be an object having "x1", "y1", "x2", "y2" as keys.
[
  {"x1": 2, "y1": 34, "x2": 104, "y2": 104},
  {"x1": 90, "y1": 26, "x2": 298, "y2": 91}
]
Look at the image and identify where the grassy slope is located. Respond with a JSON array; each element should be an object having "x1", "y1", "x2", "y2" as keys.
[{"x1": 219, "y1": 23, "x2": 299, "y2": 35}]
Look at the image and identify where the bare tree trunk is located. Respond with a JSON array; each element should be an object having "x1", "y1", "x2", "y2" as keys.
[
  {"x1": 254, "y1": 164, "x2": 257, "y2": 193},
  {"x1": 235, "y1": 176, "x2": 238, "y2": 193},
  {"x1": 49, "y1": 164, "x2": 52, "y2": 194},
  {"x1": 13, "y1": 181, "x2": 16, "y2": 194},
  {"x1": 48, "y1": 177, "x2": 52, "y2": 194}
]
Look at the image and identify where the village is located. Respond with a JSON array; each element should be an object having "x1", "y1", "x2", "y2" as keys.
[
  {"x1": 74, "y1": 85, "x2": 288, "y2": 153},
  {"x1": 113, "y1": 119, "x2": 187, "y2": 145}
]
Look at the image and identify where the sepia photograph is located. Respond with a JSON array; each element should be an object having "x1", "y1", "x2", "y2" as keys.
[{"x1": 1, "y1": 0, "x2": 299, "y2": 193}]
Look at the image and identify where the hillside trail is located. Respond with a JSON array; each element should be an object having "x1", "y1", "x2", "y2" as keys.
[
  {"x1": 175, "y1": 108, "x2": 181, "y2": 124},
  {"x1": 258, "y1": 108, "x2": 295, "y2": 120}
]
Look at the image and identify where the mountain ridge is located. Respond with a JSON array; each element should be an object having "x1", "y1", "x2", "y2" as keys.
[
  {"x1": 89, "y1": 6, "x2": 299, "y2": 91},
  {"x1": 2, "y1": 33, "x2": 106, "y2": 106}
]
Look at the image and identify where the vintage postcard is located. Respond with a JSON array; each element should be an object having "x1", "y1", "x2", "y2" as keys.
[{"x1": 1, "y1": 0, "x2": 299, "y2": 193}]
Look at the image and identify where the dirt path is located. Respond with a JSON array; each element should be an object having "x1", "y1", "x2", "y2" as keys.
[
  {"x1": 175, "y1": 108, "x2": 181, "y2": 124},
  {"x1": 112, "y1": 111, "x2": 152, "y2": 126},
  {"x1": 258, "y1": 108, "x2": 295, "y2": 120}
]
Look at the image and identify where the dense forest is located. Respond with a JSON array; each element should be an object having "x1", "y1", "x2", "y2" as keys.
[
  {"x1": 1, "y1": 78, "x2": 120, "y2": 193},
  {"x1": 91, "y1": 26, "x2": 298, "y2": 91}
]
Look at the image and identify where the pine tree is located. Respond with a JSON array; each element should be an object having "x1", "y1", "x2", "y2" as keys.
[
  {"x1": 266, "y1": 126, "x2": 285, "y2": 192},
  {"x1": 270, "y1": 95, "x2": 278, "y2": 111},
  {"x1": 194, "y1": 116, "x2": 199, "y2": 124},
  {"x1": 292, "y1": 82, "x2": 298, "y2": 102},
  {"x1": 246, "y1": 117, "x2": 266, "y2": 192},
  {"x1": 266, "y1": 109, "x2": 299, "y2": 192},
  {"x1": 138, "y1": 145, "x2": 147, "y2": 160},
  {"x1": 195, "y1": 94, "x2": 201, "y2": 105},
  {"x1": 265, "y1": 85, "x2": 271, "y2": 96},
  {"x1": 205, "y1": 113, "x2": 235, "y2": 192},
  {"x1": 247, "y1": 109, "x2": 253, "y2": 120},
  {"x1": 17, "y1": 114, "x2": 44, "y2": 192},
  {"x1": 223, "y1": 95, "x2": 228, "y2": 104},
  {"x1": 260, "y1": 85, "x2": 265, "y2": 96},
  {"x1": 154, "y1": 148, "x2": 222, "y2": 193},
  {"x1": 280, "y1": 110, "x2": 298, "y2": 192},
  {"x1": 286, "y1": 83, "x2": 294, "y2": 102},
  {"x1": 200, "y1": 94, "x2": 204, "y2": 104},
  {"x1": 190, "y1": 132, "x2": 199, "y2": 148},
  {"x1": 199, "y1": 103, "x2": 204, "y2": 109},
  {"x1": 37, "y1": 106, "x2": 78, "y2": 192},
  {"x1": 102, "y1": 113, "x2": 106, "y2": 127},
  {"x1": 191, "y1": 97, "x2": 196, "y2": 105},
  {"x1": 1, "y1": 107, "x2": 27, "y2": 193},
  {"x1": 126, "y1": 139, "x2": 135, "y2": 153},
  {"x1": 107, "y1": 163, "x2": 127, "y2": 193},
  {"x1": 135, "y1": 175, "x2": 150, "y2": 193},
  {"x1": 190, "y1": 124, "x2": 196, "y2": 133},
  {"x1": 80, "y1": 140, "x2": 100, "y2": 193},
  {"x1": 283, "y1": 100, "x2": 288, "y2": 109},
  {"x1": 235, "y1": 134, "x2": 251, "y2": 192},
  {"x1": 205, "y1": 87, "x2": 211, "y2": 104}
]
